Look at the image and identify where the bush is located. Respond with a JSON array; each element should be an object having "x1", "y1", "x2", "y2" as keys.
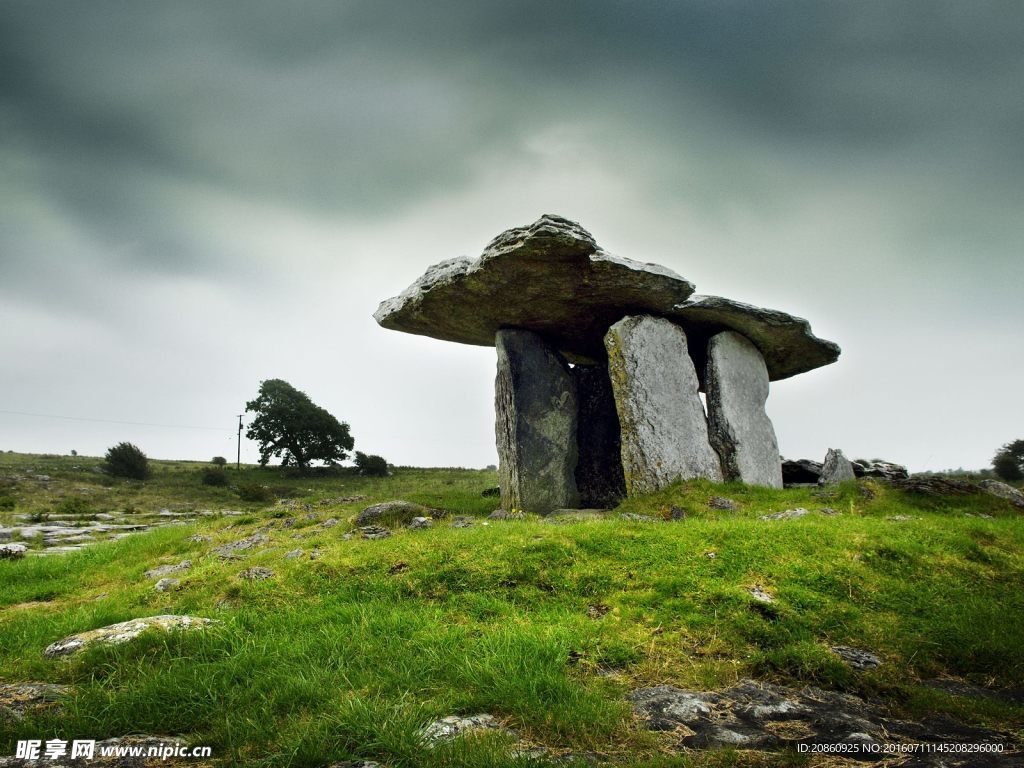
[
  {"x1": 105, "y1": 442, "x2": 150, "y2": 480},
  {"x1": 354, "y1": 451, "x2": 389, "y2": 477},
  {"x1": 201, "y1": 467, "x2": 229, "y2": 486},
  {"x1": 55, "y1": 496, "x2": 94, "y2": 516},
  {"x1": 237, "y1": 483, "x2": 275, "y2": 503},
  {"x1": 211, "y1": 456, "x2": 227, "y2": 466},
  {"x1": 0, "y1": 496, "x2": 15, "y2": 511}
]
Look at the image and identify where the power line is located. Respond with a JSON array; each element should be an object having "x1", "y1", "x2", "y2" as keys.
[{"x1": 0, "y1": 409, "x2": 235, "y2": 433}]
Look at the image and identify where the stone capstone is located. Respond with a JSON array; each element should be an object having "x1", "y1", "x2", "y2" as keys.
[
  {"x1": 43, "y1": 615, "x2": 218, "y2": 658},
  {"x1": 819, "y1": 449, "x2": 856, "y2": 485},
  {"x1": 605, "y1": 315, "x2": 722, "y2": 495},
  {"x1": 495, "y1": 329, "x2": 579, "y2": 513},
  {"x1": 374, "y1": 214, "x2": 696, "y2": 364},
  {"x1": 705, "y1": 331, "x2": 783, "y2": 488},
  {"x1": 572, "y1": 364, "x2": 626, "y2": 508},
  {"x1": 670, "y1": 295, "x2": 840, "y2": 382}
]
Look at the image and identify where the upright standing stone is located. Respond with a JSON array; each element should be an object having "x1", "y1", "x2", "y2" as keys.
[
  {"x1": 819, "y1": 448, "x2": 856, "y2": 485},
  {"x1": 605, "y1": 315, "x2": 723, "y2": 495},
  {"x1": 706, "y1": 331, "x2": 783, "y2": 488},
  {"x1": 572, "y1": 364, "x2": 626, "y2": 508},
  {"x1": 495, "y1": 329, "x2": 580, "y2": 513}
]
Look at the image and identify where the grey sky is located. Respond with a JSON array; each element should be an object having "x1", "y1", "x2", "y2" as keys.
[{"x1": 1, "y1": 1, "x2": 1021, "y2": 471}]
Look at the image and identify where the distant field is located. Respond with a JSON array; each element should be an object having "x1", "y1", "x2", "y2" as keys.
[{"x1": 1, "y1": 452, "x2": 1022, "y2": 766}]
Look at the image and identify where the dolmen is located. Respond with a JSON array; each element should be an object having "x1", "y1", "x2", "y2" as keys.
[{"x1": 375, "y1": 215, "x2": 840, "y2": 513}]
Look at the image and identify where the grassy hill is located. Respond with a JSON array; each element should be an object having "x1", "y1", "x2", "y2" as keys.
[{"x1": 1, "y1": 452, "x2": 1022, "y2": 766}]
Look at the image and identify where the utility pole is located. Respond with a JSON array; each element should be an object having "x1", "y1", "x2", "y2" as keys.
[{"x1": 236, "y1": 415, "x2": 243, "y2": 471}]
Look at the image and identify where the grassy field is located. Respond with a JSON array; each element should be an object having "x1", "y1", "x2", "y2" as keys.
[{"x1": 1, "y1": 452, "x2": 1023, "y2": 766}]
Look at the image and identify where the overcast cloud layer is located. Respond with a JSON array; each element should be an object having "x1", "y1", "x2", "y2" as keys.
[{"x1": 1, "y1": 1, "x2": 1022, "y2": 471}]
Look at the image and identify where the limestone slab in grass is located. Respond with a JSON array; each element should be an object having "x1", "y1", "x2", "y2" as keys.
[
  {"x1": 0, "y1": 542, "x2": 27, "y2": 559},
  {"x1": 0, "y1": 682, "x2": 71, "y2": 720},
  {"x1": 43, "y1": 615, "x2": 219, "y2": 659},
  {"x1": 355, "y1": 500, "x2": 445, "y2": 527},
  {"x1": 419, "y1": 713, "x2": 515, "y2": 747}
]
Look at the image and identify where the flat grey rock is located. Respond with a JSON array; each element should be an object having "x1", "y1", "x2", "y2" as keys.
[
  {"x1": 144, "y1": 559, "x2": 192, "y2": 579},
  {"x1": 419, "y1": 713, "x2": 513, "y2": 747},
  {"x1": 819, "y1": 448, "x2": 856, "y2": 485},
  {"x1": 979, "y1": 479, "x2": 1024, "y2": 509},
  {"x1": 708, "y1": 496, "x2": 738, "y2": 511},
  {"x1": 238, "y1": 566, "x2": 274, "y2": 581},
  {"x1": 375, "y1": 214, "x2": 696, "y2": 364},
  {"x1": 0, "y1": 682, "x2": 71, "y2": 720},
  {"x1": 706, "y1": 331, "x2": 783, "y2": 488},
  {"x1": 407, "y1": 516, "x2": 433, "y2": 529},
  {"x1": 852, "y1": 459, "x2": 909, "y2": 481},
  {"x1": 153, "y1": 577, "x2": 179, "y2": 592},
  {"x1": 359, "y1": 526, "x2": 391, "y2": 540},
  {"x1": 759, "y1": 508, "x2": 809, "y2": 521},
  {"x1": 0, "y1": 542, "x2": 27, "y2": 559},
  {"x1": 355, "y1": 500, "x2": 444, "y2": 527},
  {"x1": 210, "y1": 532, "x2": 269, "y2": 559},
  {"x1": 43, "y1": 615, "x2": 218, "y2": 658},
  {"x1": 605, "y1": 315, "x2": 722, "y2": 495},
  {"x1": 670, "y1": 295, "x2": 840, "y2": 382},
  {"x1": 830, "y1": 645, "x2": 881, "y2": 670},
  {"x1": 495, "y1": 329, "x2": 580, "y2": 513}
]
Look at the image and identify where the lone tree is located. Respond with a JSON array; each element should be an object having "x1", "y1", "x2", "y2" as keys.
[
  {"x1": 105, "y1": 442, "x2": 150, "y2": 480},
  {"x1": 993, "y1": 439, "x2": 1024, "y2": 482},
  {"x1": 245, "y1": 379, "x2": 354, "y2": 470}
]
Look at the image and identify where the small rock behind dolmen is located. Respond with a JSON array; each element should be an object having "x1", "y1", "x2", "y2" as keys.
[
  {"x1": 43, "y1": 615, "x2": 219, "y2": 658},
  {"x1": 355, "y1": 500, "x2": 447, "y2": 527}
]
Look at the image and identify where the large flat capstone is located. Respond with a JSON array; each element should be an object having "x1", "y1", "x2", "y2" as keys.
[
  {"x1": 671, "y1": 295, "x2": 840, "y2": 382},
  {"x1": 605, "y1": 315, "x2": 723, "y2": 494},
  {"x1": 706, "y1": 331, "x2": 783, "y2": 488},
  {"x1": 375, "y1": 215, "x2": 696, "y2": 363},
  {"x1": 495, "y1": 329, "x2": 579, "y2": 513}
]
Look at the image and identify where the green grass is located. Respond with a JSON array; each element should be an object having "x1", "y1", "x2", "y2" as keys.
[{"x1": 1, "y1": 452, "x2": 1023, "y2": 766}]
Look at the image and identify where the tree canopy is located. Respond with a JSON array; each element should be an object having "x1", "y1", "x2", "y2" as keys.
[
  {"x1": 993, "y1": 439, "x2": 1024, "y2": 482},
  {"x1": 245, "y1": 379, "x2": 354, "y2": 469}
]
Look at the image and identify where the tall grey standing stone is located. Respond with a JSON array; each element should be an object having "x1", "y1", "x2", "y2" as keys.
[
  {"x1": 706, "y1": 331, "x2": 783, "y2": 488},
  {"x1": 820, "y1": 448, "x2": 856, "y2": 485},
  {"x1": 495, "y1": 329, "x2": 580, "y2": 513},
  {"x1": 605, "y1": 315, "x2": 723, "y2": 495},
  {"x1": 572, "y1": 364, "x2": 626, "y2": 507}
]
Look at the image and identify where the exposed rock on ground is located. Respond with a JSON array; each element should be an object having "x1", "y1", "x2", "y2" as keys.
[
  {"x1": 0, "y1": 682, "x2": 71, "y2": 720},
  {"x1": 830, "y1": 645, "x2": 882, "y2": 670},
  {"x1": 606, "y1": 315, "x2": 722, "y2": 494},
  {"x1": 238, "y1": 566, "x2": 274, "y2": 581},
  {"x1": 893, "y1": 477, "x2": 976, "y2": 496},
  {"x1": 355, "y1": 500, "x2": 445, "y2": 527},
  {"x1": 0, "y1": 542, "x2": 27, "y2": 559},
  {"x1": 43, "y1": 615, "x2": 218, "y2": 658},
  {"x1": 419, "y1": 713, "x2": 514, "y2": 747},
  {"x1": 143, "y1": 560, "x2": 192, "y2": 579},
  {"x1": 153, "y1": 578, "x2": 178, "y2": 593},
  {"x1": 210, "y1": 532, "x2": 269, "y2": 559},
  {"x1": 820, "y1": 448, "x2": 857, "y2": 485},
  {"x1": 852, "y1": 459, "x2": 909, "y2": 481},
  {"x1": 708, "y1": 496, "x2": 738, "y2": 511},
  {"x1": 359, "y1": 526, "x2": 391, "y2": 540},
  {"x1": 759, "y1": 508, "x2": 809, "y2": 521},
  {"x1": 979, "y1": 479, "x2": 1024, "y2": 509}
]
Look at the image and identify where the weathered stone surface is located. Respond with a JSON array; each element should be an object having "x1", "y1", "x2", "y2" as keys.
[
  {"x1": 605, "y1": 316, "x2": 722, "y2": 495},
  {"x1": 708, "y1": 496, "x2": 738, "y2": 511},
  {"x1": 375, "y1": 215, "x2": 696, "y2": 364},
  {"x1": 420, "y1": 713, "x2": 513, "y2": 747},
  {"x1": 852, "y1": 459, "x2": 909, "y2": 481},
  {"x1": 238, "y1": 566, "x2": 274, "y2": 581},
  {"x1": 153, "y1": 578, "x2": 178, "y2": 592},
  {"x1": 572, "y1": 364, "x2": 626, "y2": 508},
  {"x1": 979, "y1": 479, "x2": 1024, "y2": 509},
  {"x1": 629, "y1": 679, "x2": 1016, "y2": 761},
  {"x1": 355, "y1": 500, "x2": 444, "y2": 527},
  {"x1": 495, "y1": 329, "x2": 579, "y2": 513},
  {"x1": 705, "y1": 331, "x2": 783, "y2": 488},
  {"x1": 43, "y1": 615, "x2": 218, "y2": 658},
  {"x1": 487, "y1": 509, "x2": 526, "y2": 521},
  {"x1": 407, "y1": 516, "x2": 433, "y2": 529},
  {"x1": 819, "y1": 448, "x2": 856, "y2": 485},
  {"x1": 144, "y1": 559, "x2": 192, "y2": 579},
  {"x1": 759, "y1": 508, "x2": 809, "y2": 521},
  {"x1": 210, "y1": 532, "x2": 269, "y2": 559},
  {"x1": 0, "y1": 542, "x2": 27, "y2": 559},
  {"x1": 892, "y1": 476, "x2": 975, "y2": 496},
  {"x1": 830, "y1": 645, "x2": 882, "y2": 670},
  {"x1": 670, "y1": 295, "x2": 840, "y2": 382},
  {"x1": 359, "y1": 525, "x2": 391, "y2": 540},
  {"x1": 0, "y1": 682, "x2": 71, "y2": 720}
]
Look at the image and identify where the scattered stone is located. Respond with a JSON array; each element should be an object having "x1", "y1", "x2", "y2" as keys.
[
  {"x1": 820, "y1": 507, "x2": 841, "y2": 516},
  {"x1": 759, "y1": 508, "x2": 809, "y2": 521},
  {"x1": 495, "y1": 328, "x2": 580, "y2": 513},
  {"x1": 819, "y1": 448, "x2": 856, "y2": 485},
  {"x1": 407, "y1": 516, "x2": 433, "y2": 529},
  {"x1": 0, "y1": 543, "x2": 28, "y2": 559},
  {"x1": 619, "y1": 512, "x2": 658, "y2": 522},
  {"x1": 748, "y1": 586, "x2": 774, "y2": 603},
  {"x1": 704, "y1": 551, "x2": 717, "y2": 559},
  {"x1": 781, "y1": 459, "x2": 823, "y2": 485},
  {"x1": 355, "y1": 500, "x2": 444, "y2": 527},
  {"x1": 706, "y1": 331, "x2": 783, "y2": 488},
  {"x1": 210, "y1": 532, "x2": 269, "y2": 559},
  {"x1": 587, "y1": 603, "x2": 611, "y2": 619},
  {"x1": 420, "y1": 713, "x2": 513, "y2": 747},
  {"x1": 605, "y1": 315, "x2": 723, "y2": 495},
  {"x1": 487, "y1": 509, "x2": 525, "y2": 521},
  {"x1": 187, "y1": 533, "x2": 212, "y2": 543},
  {"x1": 892, "y1": 476, "x2": 975, "y2": 496},
  {"x1": 284, "y1": 548, "x2": 304, "y2": 559},
  {"x1": 851, "y1": 459, "x2": 909, "y2": 481},
  {"x1": 359, "y1": 526, "x2": 391, "y2": 540},
  {"x1": 572, "y1": 363, "x2": 626, "y2": 508},
  {"x1": 481, "y1": 486, "x2": 500, "y2": 497},
  {"x1": 451, "y1": 516, "x2": 474, "y2": 528},
  {"x1": 830, "y1": 645, "x2": 881, "y2": 670},
  {"x1": 143, "y1": 560, "x2": 192, "y2": 579},
  {"x1": 153, "y1": 578, "x2": 179, "y2": 593},
  {"x1": 238, "y1": 567, "x2": 274, "y2": 581},
  {"x1": 708, "y1": 496, "x2": 738, "y2": 511},
  {"x1": 319, "y1": 517, "x2": 340, "y2": 528},
  {"x1": 979, "y1": 479, "x2": 1024, "y2": 509},
  {"x1": 43, "y1": 615, "x2": 218, "y2": 658},
  {"x1": 0, "y1": 682, "x2": 71, "y2": 720},
  {"x1": 669, "y1": 505, "x2": 687, "y2": 520}
]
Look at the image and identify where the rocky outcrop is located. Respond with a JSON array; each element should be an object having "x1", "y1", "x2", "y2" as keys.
[
  {"x1": 705, "y1": 331, "x2": 783, "y2": 488},
  {"x1": 819, "y1": 448, "x2": 856, "y2": 485},
  {"x1": 670, "y1": 295, "x2": 841, "y2": 382},
  {"x1": 572, "y1": 364, "x2": 626, "y2": 507},
  {"x1": 375, "y1": 215, "x2": 696, "y2": 364},
  {"x1": 605, "y1": 316, "x2": 722, "y2": 494},
  {"x1": 355, "y1": 500, "x2": 444, "y2": 527},
  {"x1": 495, "y1": 329, "x2": 579, "y2": 513},
  {"x1": 43, "y1": 615, "x2": 218, "y2": 659},
  {"x1": 852, "y1": 459, "x2": 909, "y2": 481},
  {"x1": 979, "y1": 479, "x2": 1024, "y2": 509}
]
